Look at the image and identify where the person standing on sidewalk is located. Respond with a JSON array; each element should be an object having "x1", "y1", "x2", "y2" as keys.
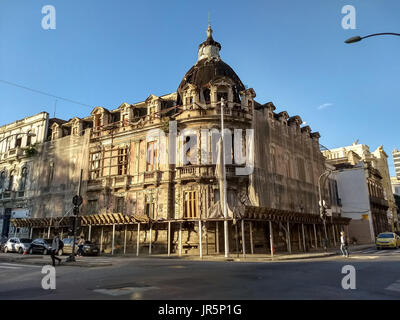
[
  {"x1": 77, "y1": 236, "x2": 85, "y2": 257},
  {"x1": 340, "y1": 231, "x2": 349, "y2": 257},
  {"x1": 51, "y1": 232, "x2": 62, "y2": 266}
]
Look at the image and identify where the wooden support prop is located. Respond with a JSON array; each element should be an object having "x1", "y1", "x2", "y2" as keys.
[
  {"x1": 216, "y1": 221, "x2": 220, "y2": 254},
  {"x1": 100, "y1": 227, "x2": 104, "y2": 254},
  {"x1": 313, "y1": 224, "x2": 317, "y2": 249},
  {"x1": 269, "y1": 221, "x2": 274, "y2": 258},
  {"x1": 241, "y1": 220, "x2": 246, "y2": 258},
  {"x1": 250, "y1": 221, "x2": 254, "y2": 254},
  {"x1": 112, "y1": 224, "x2": 116, "y2": 255},
  {"x1": 302, "y1": 223, "x2": 306, "y2": 252},
  {"x1": 298, "y1": 224, "x2": 302, "y2": 251},
  {"x1": 149, "y1": 223, "x2": 152, "y2": 255},
  {"x1": 235, "y1": 223, "x2": 239, "y2": 258},
  {"x1": 136, "y1": 223, "x2": 140, "y2": 257},
  {"x1": 287, "y1": 222, "x2": 292, "y2": 254},
  {"x1": 179, "y1": 222, "x2": 182, "y2": 256},
  {"x1": 123, "y1": 225, "x2": 127, "y2": 255},
  {"x1": 167, "y1": 221, "x2": 171, "y2": 256},
  {"x1": 29, "y1": 228, "x2": 33, "y2": 239},
  {"x1": 198, "y1": 220, "x2": 203, "y2": 259},
  {"x1": 205, "y1": 222, "x2": 208, "y2": 256},
  {"x1": 332, "y1": 224, "x2": 336, "y2": 247},
  {"x1": 88, "y1": 225, "x2": 92, "y2": 241}
]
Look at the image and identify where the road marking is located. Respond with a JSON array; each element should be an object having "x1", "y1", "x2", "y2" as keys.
[
  {"x1": 348, "y1": 255, "x2": 378, "y2": 260},
  {"x1": 0, "y1": 265, "x2": 20, "y2": 269},
  {"x1": 0, "y1": 263, "x2": 41, "y2": 268},
  {"x1": 386, "y1": 280, "x2": 400, "y2": 293}
]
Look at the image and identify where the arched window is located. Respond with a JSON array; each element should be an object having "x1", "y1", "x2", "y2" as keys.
[
  {"x1": 20, "y1": 167, "x2": 28, "y2": 191},
  {"x1": 0, "y1": 171, "x2": 5, "y2": 189},
  {"x1": 8, "y1": 170, "x2": 15, "y2": 190}
]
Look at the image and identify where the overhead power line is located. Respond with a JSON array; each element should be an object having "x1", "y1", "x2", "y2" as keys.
[{"x1": 0, "y1": 79, "x2": 93, "y2": 109}]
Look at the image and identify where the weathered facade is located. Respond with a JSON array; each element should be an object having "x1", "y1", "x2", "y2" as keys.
[{"x1": 5, "y1": 26, "x2": 349, "y2": 256}]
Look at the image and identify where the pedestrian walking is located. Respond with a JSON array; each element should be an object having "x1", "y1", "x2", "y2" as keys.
[
  {"x1": 51, "y1": 232, "x2": 62, "y2": 266},
  {"x1": 340, "y1": 231, "x2": 349, "y2": 257},
  {"x1": 77, "y1": 236, "x2": 85, "y2": 257}
]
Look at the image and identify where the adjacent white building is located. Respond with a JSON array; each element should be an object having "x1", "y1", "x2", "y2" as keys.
[{"x1": 0, "y1": 112, "x2": 49, "y2": 238}]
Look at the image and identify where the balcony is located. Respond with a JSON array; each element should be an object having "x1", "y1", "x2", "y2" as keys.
[
  {"x1": 176, "y1": 164, "x2": 248, "y2": 181},
  {"x1": 144, "y1": 171, "x2": 161, "y2": 186},
  {"x1": 1, "y1": 147, "x2": 25, "y2": 162},
  {"x1": 369, "y1": 195, "x2": 389, "y2": 209}
]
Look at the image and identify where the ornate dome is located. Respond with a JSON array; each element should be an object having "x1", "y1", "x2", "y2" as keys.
[{"x1": 177, "y1": 26, "x2": 245, "y2": 105}]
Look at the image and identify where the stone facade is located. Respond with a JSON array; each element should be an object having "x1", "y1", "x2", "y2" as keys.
[{"x1": 3, "y1": 26, "x2": 349, "y2": 255}]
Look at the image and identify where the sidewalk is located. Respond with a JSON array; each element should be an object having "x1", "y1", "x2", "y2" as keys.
[
  {"x1": 0, "y1": 253, "x2": 112, "y2": 268},
  {"x1": 0, "y1": 243, "x2": 374, "y2": 267}
]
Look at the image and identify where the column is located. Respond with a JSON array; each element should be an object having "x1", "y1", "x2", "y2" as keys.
[
  {"x1": 136, "y1": 223, "x2": 140, "y2": 257},
  {"x1": 287, "y1": 221, "x2": 291, "y2": 254},
  {"x1": 250, "y1": 221, "x2": 254, "y2": 254},
  {"x1": 241, "y1": 220, "x2": 246, "y2": 258},
  {"x1": 112, "y1": 224, "x2": 115, "y2": 255},
  {"x1": 269, "y1": 221, "x2": 274, "y2": 258},
  {"x1": 198, "y1": 220, "x2": 203, "y2": 259},
  {"x1": 167, "y1": 221, "x2": 171, "y2": 256}
]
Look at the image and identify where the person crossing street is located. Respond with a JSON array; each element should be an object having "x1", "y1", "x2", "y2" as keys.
[{"x1": 51, "y1": 232, "x2": 62, "y2": 266}]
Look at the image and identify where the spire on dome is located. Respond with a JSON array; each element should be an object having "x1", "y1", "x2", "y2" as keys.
[{"x1": 197, "y1": 24, "x2": 221, "y2": 61}]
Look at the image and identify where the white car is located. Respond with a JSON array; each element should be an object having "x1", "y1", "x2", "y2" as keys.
[{"x1": 3, "y1": 238, "x2": 32, "y2": 254}]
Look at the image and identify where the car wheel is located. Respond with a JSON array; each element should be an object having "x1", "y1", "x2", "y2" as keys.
[
  {"x1": 4, "y1": 247, "x2": 7, "y2": 253},
  {"x1": 376, "y1": 247, "x2": 381, "y2": 250},
  {"x1": 18, "y1": 247, "x2": 23, "y2": 254},
  {"x1": 43, "y1": 249, "x2": 48, "y2": 255},
  {"x1": 29, "y1": 248, "x2": 33, "y2": 254},
  {"x1": 58, "y1": 249, "x2": 63, "y2": 256}
]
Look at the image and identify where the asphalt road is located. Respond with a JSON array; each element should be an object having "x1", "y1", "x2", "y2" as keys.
[{"x1": 1, "y1": 248, "x2": 400, "y2": 300}]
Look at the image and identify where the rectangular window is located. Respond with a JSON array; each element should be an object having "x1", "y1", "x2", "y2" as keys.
[
  {"x1": 184, "y1": 191, "x2": 198, "y2": 218},
  {"x1": 115, "y1": 197, "x2": 125, "y2": 214},
  {"x1": 88, "y1": 200, "x2": 98, "y2": 214},
  {"x1": 146, "y1": 141, "x2": 157, "y2": 171},
  {"x1": 117, "y1": 147, "x2": 128, "y2": 175},
  {"x1": 15, "y1": 138, "x2": 22, "y2": 148},
  {"x1": 145, "y1": 195, "x2": 155, "y2": 219},
  {"x1": 90, "y1": 152, "x2": 102, "y2": 180}
]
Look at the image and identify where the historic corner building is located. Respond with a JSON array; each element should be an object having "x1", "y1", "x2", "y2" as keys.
[{"x1": 2, "y1": 26, "x2": 349, "y2": 256}]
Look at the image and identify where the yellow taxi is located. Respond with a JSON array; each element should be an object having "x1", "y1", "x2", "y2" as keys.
[{"x1": 376, "y1": 232, "x2": 400, "y2": 250}]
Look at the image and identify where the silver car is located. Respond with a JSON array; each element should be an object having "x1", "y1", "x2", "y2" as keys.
[{"x1": 3, "y1": 238, "x2": 32, "y2": 254}]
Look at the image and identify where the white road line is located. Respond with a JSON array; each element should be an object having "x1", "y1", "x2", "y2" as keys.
[
  {"x1": 0, "y1": 263, "x2": 42, "y2": 268},
  {"x1": 0, "y1": 266, "x2": 20, "y2": 269},
  {"x1": 386, "y1": 280, "x2": 400, "y2": 293}
]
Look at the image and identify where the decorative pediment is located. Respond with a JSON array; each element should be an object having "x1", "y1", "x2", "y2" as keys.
[{"x1": 91, "y1": 106, "x2": 109, "y2": 115}]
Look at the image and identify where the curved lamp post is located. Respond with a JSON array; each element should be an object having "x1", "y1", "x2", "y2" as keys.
[
  {"x1": 318, "y1": 170, "x2": 332, "y2": 252},
  {"x1": 0, "y1": 132, "x2": 36, "y2": 144},
  {"x1": 345, "y1": 33, "x2": 400, "y2": 44}
]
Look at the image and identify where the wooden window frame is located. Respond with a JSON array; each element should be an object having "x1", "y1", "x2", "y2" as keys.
[{"x1": 184, "y1": 190, "x2": 198, "y2": 219}]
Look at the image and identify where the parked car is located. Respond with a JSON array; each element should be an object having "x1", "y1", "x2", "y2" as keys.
[
  {"x1": 376, "y1": 232, "x2": 400, "y2": 249},
  {"x1": 3, "y1": 238, "x2": 32, "y2": 254},
  {"x1": 61, "y1": 238, "x2": 99, "y2": 256},
  {"x1": 28, "y1": 238, "x2": 53, "y2": 255}
]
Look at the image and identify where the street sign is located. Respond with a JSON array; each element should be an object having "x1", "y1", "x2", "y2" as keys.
[{"x1": 72, "y1": 195, "x2": 83, "y2": 206}]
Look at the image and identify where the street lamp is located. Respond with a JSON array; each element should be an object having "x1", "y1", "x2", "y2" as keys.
[
  {"x1": 345, "y1": 33, "x2": 400, "y2": 44},
  {"x1": 318, "y1": 170, "x2": 332, "y2": 252}
]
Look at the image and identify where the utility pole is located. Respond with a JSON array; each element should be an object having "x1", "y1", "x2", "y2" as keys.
[
  {"x1": 220, "y1": 98, "x2": 229, "y2": 258},
  {"x1": 67, "y1": 169, "x2": 83, "y2": 262}
]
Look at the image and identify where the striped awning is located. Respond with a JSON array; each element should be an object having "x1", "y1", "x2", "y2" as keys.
[{"x1": 244, "y1": 206, "x2": 351, "y2": 225}]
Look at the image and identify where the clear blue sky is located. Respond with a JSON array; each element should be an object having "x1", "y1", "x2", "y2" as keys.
[{"x1": 0, "y1": 0, "x2": 399, "y2": 174}]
